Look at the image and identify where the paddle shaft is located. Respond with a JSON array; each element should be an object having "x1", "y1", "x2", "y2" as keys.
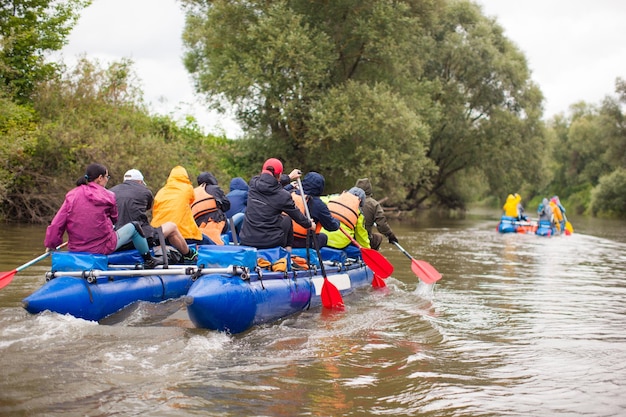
[
  {"x1": 296, "y1": 178, "x2": 328, "y2": 279},
  {"x1": 18, "y1": 242, "x2": 68, "y2": 272},
  {"x1": 296, "y1": 177, "x2": 344, "y2": 308},
  {"x1": 392, "y1": 241, "x2": 413, "y2": 262},
  {"x1": 338, "y1": 227, "x2": 394, "y2": 278},
  {"x1": 0, "y1": 242, "x2": 69, "y2": 290}
]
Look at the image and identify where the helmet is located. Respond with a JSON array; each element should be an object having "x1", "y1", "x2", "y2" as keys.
[{"x1": 262, "y1": 158, "x2": 283, "y2": 176}]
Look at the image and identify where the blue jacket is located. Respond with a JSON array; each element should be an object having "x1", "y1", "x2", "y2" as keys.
[
  {"x1": 224, "y1": 177, "x2": 248, "y2": 218},
  {"x1": 297, "y1": 172, "x2": 340, "y2": 232}
]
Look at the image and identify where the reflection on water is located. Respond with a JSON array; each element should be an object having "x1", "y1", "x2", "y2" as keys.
[{"x1": 0, "y1": 212, "x2": 625, "y2": 416}]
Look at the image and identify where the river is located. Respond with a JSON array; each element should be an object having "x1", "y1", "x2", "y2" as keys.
[{"x1": 0, "y1": 211, "x2": 625, "y2": 416}]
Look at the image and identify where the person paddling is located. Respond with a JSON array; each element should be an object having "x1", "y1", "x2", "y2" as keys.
[
  {"x1": 354, "y1": 178, "x2": 398, "y2": 250},
  {"x1": 239, "y1": 158, "x2": 312, "y2": 251},
  {"x1": 290, "y1": 171, "x2": 340, "y2": 248},
  {"x1": 321, "y1": 187, "x2": 370, "y2": 250}
]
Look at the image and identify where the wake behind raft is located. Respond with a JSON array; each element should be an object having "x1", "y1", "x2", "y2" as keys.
[{"x1": 22, "y1": 245, "x2": 374, "y2": 334}]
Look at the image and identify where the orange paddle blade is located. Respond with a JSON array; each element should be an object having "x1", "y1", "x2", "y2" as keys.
[
  {"x1": 411, "y1": 259, "x2": 442, "y2": 284},
  {"x1": 320, "y1": 278, "x2": 344, "y2": 309}
]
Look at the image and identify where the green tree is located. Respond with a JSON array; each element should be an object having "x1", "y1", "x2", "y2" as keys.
[
  {"x1": 418, "y1": 1, "x2": 544, "y2": 207},
  {"x1": 182, "y1": 0, "x2": 544, "y2": 209},
  {"x1": 0, "y1": 0, "x2": 90, "y2": 102},
  {"x1": 590, "y1": 168, "x2": 626, "y2": 217},
  {"x1": 541, "y1": 76, "x2": 626, "y2": 214}
]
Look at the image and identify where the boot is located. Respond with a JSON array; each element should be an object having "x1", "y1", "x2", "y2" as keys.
[
  {"x1": 183, "y1": 247, "x2": 198, "y2": 264},
  {"x1": 142, "y1": 252, "x2": 159, "y2": 269}
]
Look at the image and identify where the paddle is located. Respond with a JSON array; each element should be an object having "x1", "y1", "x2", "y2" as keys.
[
  {"x1": 296, "y1": 178, "x2": 344, "y2": 309},
  {"x1": 0, "y1": 242, "x2": 68, "y2": 290},
  {"x1": 371, "y1": 273, "x2": 386, "y2": 288},
  {"x1": 339, "y1": 227, "x2": 394, "y2": 278},
  {"x1": 391, "y1": 241, "x2": 442, "y2": 284},
  {"x1": 563, "y1": 213, "x2": 574, "y2": 235}
]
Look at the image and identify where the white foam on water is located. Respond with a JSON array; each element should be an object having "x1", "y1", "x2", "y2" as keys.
[{"x1": 0, "y1": 311, "x2": 97, "y2": 349}]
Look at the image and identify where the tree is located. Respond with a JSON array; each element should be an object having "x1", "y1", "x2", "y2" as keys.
[
  {"x1": 181, "y1": 0, "x2": 545, "y2": 208},
  {"x1": 0, "y1": 0, "x2": 90, "y2": 102},
  {"x1": 591, "y1": 168, "x2": 626, "y2": 217},
  {"x1": 409, "y1": 1, "x2": 544, "y2": 207}
]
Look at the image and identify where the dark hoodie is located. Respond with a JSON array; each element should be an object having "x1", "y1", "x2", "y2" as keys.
[
  {"x1": 196, "y1": 172, "x2": 230, "y2": 224},
  {"x1": 297, "y1": 172, "x2": 340, "y2": 232},
  {"x1": 239, "y1": 172, "x2": 311, "y2": 248},
  {"x1": 225, "y1": 177, "x2": 249, "y2": 218}
]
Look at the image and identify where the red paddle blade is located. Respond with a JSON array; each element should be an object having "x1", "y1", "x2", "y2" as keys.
[
  {"x1": 0, "y1": 269, "x2": 18, "y2": 290},
  {"x1": 321, "y1": 278, "x2": 344, "y2": 309},
  {"x1": 372, "y1": 273, "x2": 386, "y2": 288},
  {"x1": 411, "y1": 259, "x2": 442, "y2": 284},
  {"x1": 361, "y1": 248, "x2": 394, "y2": 278}
]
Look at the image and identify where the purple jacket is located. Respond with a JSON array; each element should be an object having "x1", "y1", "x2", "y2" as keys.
[{"x1": 44, "y1": 182, "x2": 119, "y2": 254}]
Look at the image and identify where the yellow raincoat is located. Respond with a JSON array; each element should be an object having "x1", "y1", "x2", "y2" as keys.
[
  {"x1": 503, "y1": 194, "x2": 522, "y2": 217},
  {"x1": 549, "y1": 200, "x2": 564, "y2": 231},
  {"x1": 151, "y1": 166, "x2": 203, "y2": 240}
]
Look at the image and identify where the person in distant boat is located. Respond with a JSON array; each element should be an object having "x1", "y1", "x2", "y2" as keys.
[
  {"x1": 551, "y1": 196, "x2": 567, "y2": 232},
  {"x1": 537, "y1": 198, "x2": 553, "y2": 222},
  {"x1": 191, "y1": 172, "x2": 231, "y2": 244},
  {"x1": 44, "y1": 163, "x2": 158, "y2": 268},
  {"x1": 354, "y1": 178, "x2": 398, "y2": 251},
  {"x1": 110, "y1": 169, "x2": 198, "y2": 263},
  {"x1": 239, "y1": 158, "x2": 312, "y2": 250},
  {"x1": 321, "y1": 186, "x2": 371, "y2": 250},
  {"x1": 516, "y1": 194, "x2": 528, "y2": 221},
  {"x1": 224, "y1": 177, "x2": 249, "y2": 236},
  {"x1": 290, "y1": 171, "x2": 340, "y2": 248},
  {"x1": 549, "y1": 197, "x2": 565, "y2": 233},
  {"x1": 503, "y1": 193, "x2": 527, "y2": 221},
  {"x1": 151, "y1": 166, "x2": 214, "y2": 245}
]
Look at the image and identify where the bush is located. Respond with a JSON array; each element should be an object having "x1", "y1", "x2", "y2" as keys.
[{"x1": 590, "y1": 168, "x2": 626, "y2": 218}]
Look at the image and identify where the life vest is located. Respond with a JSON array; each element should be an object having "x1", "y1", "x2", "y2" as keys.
[
  {"x1": 328, "y1": 192, "x2": 360, "y2": 229},
  {"x1": 291, "y1": 193, "x2": 322, "y2": 239},
  {"x1": 191, "y1": 185, "x2": 218, "y2": 220}
]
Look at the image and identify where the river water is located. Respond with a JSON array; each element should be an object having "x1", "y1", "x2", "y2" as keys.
[{"x1": 1, "y1": 211, "x2": 625, "y2": 416}]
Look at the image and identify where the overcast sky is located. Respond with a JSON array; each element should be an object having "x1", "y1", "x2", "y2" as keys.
[{"x1": 57, "y1": 0, "x2": 626, "y2": 137}]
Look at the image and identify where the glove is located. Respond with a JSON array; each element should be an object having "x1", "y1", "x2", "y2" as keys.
[{"x1": 387, "y1": 233, "x2": 398, "y2": 244}]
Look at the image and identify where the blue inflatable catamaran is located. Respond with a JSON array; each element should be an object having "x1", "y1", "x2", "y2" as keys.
[{"x1": 22, "y1": 244, "x2": 374, "y2": 333}]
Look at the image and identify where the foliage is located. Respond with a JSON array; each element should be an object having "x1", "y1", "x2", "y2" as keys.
[
  {"x1": 306, "y1": 81, "x2": 434, "y2": 199},
  {"x1": 2, "y1": 0, "x2": 624, "y2": 222},
  {"x1": 590, "y1": 168, "x2": 626, "y2": 217},
  {"x1": 181, "y1": 0, "x2": 543, "y2": 209},
  {"x1": 0, "y1": 94, "x2": 37, "y2": 209},
  {"x1": 0, "y1": 58, "x2": 233, "y2": 222},
  {"x1": 0, "y1": 0, "x2": 90, "y2": 102},
  {"x1": 417, "y1": 1, "x2": 544, "y2": 207},
  {"x1": 541, "y1": 77, "x2": 626, "y2": 217}
]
